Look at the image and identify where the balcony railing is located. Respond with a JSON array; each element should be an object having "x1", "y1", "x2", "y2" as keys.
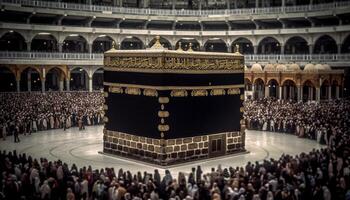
[
  {"x1": 1, "y1": 0, "x2": 349, "y2": 17},
  {"x1": 1, "y1": 51, "x2": 350, "y2": 63},
  {"x1": 0, "y1": 51, "x2": 104, "y2": 60}
]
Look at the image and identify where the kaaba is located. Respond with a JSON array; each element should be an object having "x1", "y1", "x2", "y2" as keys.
[{"x1": 103, "y1": 37, "x2": 245, "y2": 165}]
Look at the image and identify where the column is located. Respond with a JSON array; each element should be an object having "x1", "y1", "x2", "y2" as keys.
[
  {"x1": 27, "y1": 72, "x2": 31, "y2": 92},
  {"x1": 41, "y1": 78, "x2": 46, "y2": 93},
  {"x1": 335, "y1": 86, "x2": 339, "y2": 99},
  {"x1": 310, "y1": 87, "x2": 314, "y2": 101},
  {"x1": 328, "y1": 86, "x2": 332, "y2": 100},
  {"x1": 289, "y1": 86, "x2": 293, "y2": 100},
  {"x1": 172, "y1": 0, "x2": 175, "y2": 9},
  {"x1": 254, "y1": 46, "x2": 258, "y2": 54},
  {"x1": 316, "y1": 87, "x2": 320, "y2": 102},
  {"x1": 308, "y1": 44, "x2": 313, "y2": 54},
  {"x1": 27, "y1": 42, "x2": 31, "y2": 51},
  {"x1": 337, "y1": 44, "x2": 342, "y2": 54},
  {"x1": 281, "y1": 45, "x2": 285, "y2": 54},
  {"x1": 16, "y1": 79, "x2": 20, "y2": 92},
  {"x1": 234, "y1": 0, "x2": 237, "y2": 8},
  {"x1": 58, "y1": 43, "x2": 63, "y2": 52},
  {"x1": 59, "y1": 79, "x2": 64, "y2": 92},
  {"x1": 252, "y1": 84, "x2": 256, "y2": 100},
  {"x1": 283, "y1": 86, "x2": 287, "y2": 100},
  {"x1": 282, "y1": 0, "x2": 285, "y2": 7},
  {"x1": 88, "y1": 76, "x2": 93, "y2": 92},
  {"x1": 143, "y1": 0, "x2": 149, "y2": 8},
  {"x1": 227, "y1": 45, "x2": 232, "y2": 53},
  {"x1": 66, "y1": 78, "x2": 70, "y2": 91},
  {"x1": 297, "y1": 86, "x2": 302, "y2": 101},
  {"x1": 88, "y1": 43, "x2": 93, "y2": 54},
  {"x1": 278, "y1": 86, "x2": 282, "y2": 100},
  {"x1": 265, "y1": 86, "x2": 269, "y2": 98},
  {"x1": 255, "y1": 0, "x2": 259, "y2": 8}
]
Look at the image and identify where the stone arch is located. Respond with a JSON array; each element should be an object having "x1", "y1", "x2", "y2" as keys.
[
  {"x1": 284, "y1": 36, "x2": 309, "y2": 54},
  {"x1": 69, "y1": 67, "x2": 90, "y2": 91},
  {"x1": 148, "y1": 36, "x2": 172, "y2": 49},
  {"x1": 92, "y1": 35, "x2": 115, "y2": 53},
  {"x1": 0, "y1": 66, "x2": 17, "y2": 92},
  {"x1": 62, "y1": 34, "x2": 89, "y2": 53},
  {"x1": 253, "y1": 78, "x2": 265, "y2": 99},
  {"x1": 314, "y1": 35, "x2": 337, "y2": 54},
  {"x1": 341, "y1": 33, "x2": 350, "y2": 53},
  {"x1": 257, "y1": 36, "x2": 281, "y2": 54},
  {"x1": 45, "y1": 67, "x2": 66, "y2": 91},
  {"x1": 0, "y1": 31, "x2": 27, "y2": 51},
  {"x1": 92, "y1": 67, "x2": 104, "y2": 90},
  {"x1": 31, "y1": 33, "x2": 58, "y2": 52},
  {"x1": 20, "y1": 67, "x2": 42, "y2": 91},
  {"x1": 281, "y1": 79, "x2": 297, "y2": 87},
  {"x1": 120, "y1": 36, "x2": 144, "y2": 49},
  {"x1": 203, "y1": 38, "x2": 227, "y2": 52},
  {"x1": 245, "y1": 77, "x2": 252, "y2": 91},
  {"x1": 320, "y1": 79, "x2": 330, "y2": 100},
  {"x1": 267, "y1": 78, "x2": 279, "y2": 98},
  {"x1": 231, "y1": 37, "x2": 254, "y2": 54},
  {"x1": 302, "y1": 80, "x2": 316, "y2": 101},
  {"x1": 175, "y1": 38, "x2": 200, "y2": 51}
]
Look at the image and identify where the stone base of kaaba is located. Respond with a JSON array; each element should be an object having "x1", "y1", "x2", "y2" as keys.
[{"x1": 103, "y1": 129, "x2": 246, "y2": 166}]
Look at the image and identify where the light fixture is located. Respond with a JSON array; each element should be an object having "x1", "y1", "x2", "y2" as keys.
[
  {"x1": 9, "y1": 30, "x2": 13, "y2": 33},
  {"x1": 69, "y1": 34, "x2": 79, "y2": 37},
  {"x1": 98, "y1": 34, "x2": 106, "y2": 37},
  {"x1": 38, "y1": 32, "x2": 51, "y2": 35}
]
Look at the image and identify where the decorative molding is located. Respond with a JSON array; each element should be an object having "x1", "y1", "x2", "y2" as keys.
[
  {"x1": 109, "y1": 86, "x2": 123, "y2": 94},
  {"x1": 105, "y1": 51, "x2": 244, "y2": 73},
  {"x1": 158, "y1": 124, "x2": 170, "y2": 132},
  {"x1": 104, "y1": 82, "x2": 245, "y2": 90},
  {"x1": 158, "y1": 111, "x2": 170, "y2": 118},
  {"x1": 158, "y1": 97, "x2": 170, "y2": 104},
  {"x1": 103, "y1": 116, "x2": 109, "y2": 123},
  {"x1": 227, "y1": 88, "x2": 241, "y2": 95},
  {"x1": 210, "y1": 88, "x2": 226, "y2": 96},
  {"x1": 143, "y1": 88, "x2": 158, "y2": 97},
  {"x1": 191, "y1": 89, "x2": 208, "y2": 96},
  {"x1": 170, "y1": 89, "x2": 188, "y2": 97},
  {"x1": 125, "y1": 87, "x2": 141, "y2": 95},
  {"x1": 104, "y1": 66, "x2": 244, "y2": 74},
  {"x1": 103, "y1": 104, "x2": 108, "y2": 111}
]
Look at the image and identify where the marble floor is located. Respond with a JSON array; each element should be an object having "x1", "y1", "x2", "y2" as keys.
[{"x1": 0, "y1": 126, "x2": 324, "y2": 176}]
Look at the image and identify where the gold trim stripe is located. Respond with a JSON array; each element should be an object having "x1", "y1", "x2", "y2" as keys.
[
  {"x1": 104, "y1": 82, "x2": 244, "y2": 90},
  {"x1": 104, "y1": 67, "x2": 244, "y2": 74}
]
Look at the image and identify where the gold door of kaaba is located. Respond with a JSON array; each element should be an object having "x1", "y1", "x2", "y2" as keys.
[{"x1": 103, "y1": 37, "x2": 246, "y2": 165}]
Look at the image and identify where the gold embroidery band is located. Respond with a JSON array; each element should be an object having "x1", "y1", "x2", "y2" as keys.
[
  {"x1": 104, "y1": 82, "x2": 244, "y2": 90},
  {"x1": 104, "y1": 66, "x2": 244, "y2": 74}
]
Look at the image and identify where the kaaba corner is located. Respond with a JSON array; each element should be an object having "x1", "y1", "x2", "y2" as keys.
[{"x1": 102, "y1": 37, "x2": 246, "y2": 165}]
